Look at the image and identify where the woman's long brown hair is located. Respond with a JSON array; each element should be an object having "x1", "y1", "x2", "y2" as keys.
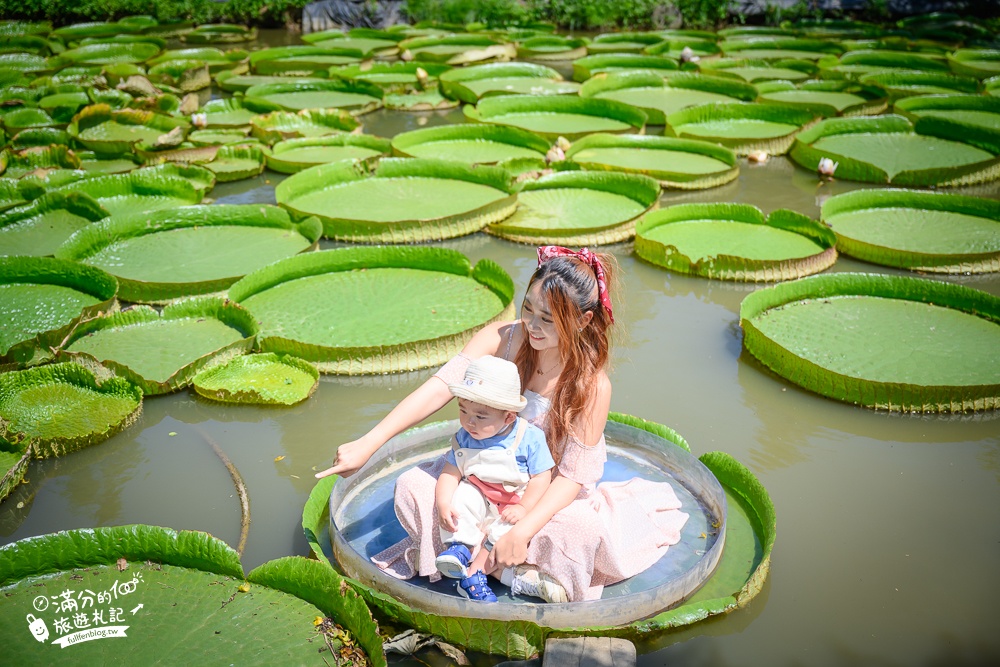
[{"x1": 514, "y1": 252, "x2": 617, "y2": 463}]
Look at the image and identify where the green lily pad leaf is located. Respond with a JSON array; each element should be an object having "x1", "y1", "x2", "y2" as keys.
[
  {"x1": 148, "y1": 47, "x2": 249, "y2": 75},
  {"x1": 857, "y1": 71, "x2": 979, "y2": 100},
  {"x1": 0, "y1": 191, "x2": 109, "y2": 257},
  {"x1": 0, "y1": 445, "x2": 30, "y2": 503},
  {"x1": 56, "y1": 204, "x2": 321, "y2": 303},
  {"x1": 77, "y1": 150, "x2": 143, "y2": 175},
  {"x1": 666, "y1": 102, "x2": 818, "y2": 155},
  {"x1": 644, "y1": 37, "x2": 721, "y2": 60},
  {"x1": 1, "y1": 107, "x2": 56, "y2": 134},
  {"x1": 466, "y1": 94, "x2": 646, "y2": 141},
  {"x1": 566, "y1": 133, "x2": 739, "y2": 189},
  {"x1": 789, "y1": 115, "x2": 1000, "y2": 187},
  {"x1": 572, "y1": 53, "x2": 679, "y2": 82},
  {"x1": 0, "y1": 362, "x2": 142, "y2": 458},
  {"x1": 215, "y1": 72, "x2": 327, "y2": 94},
  {"x1": 229, "y1": 246, "x2": 514, "y2": 374},
  {"x1": 740, "y1": 273, "x2": 1000, "y2": 412},
  {"x1": 267, "y1": 133, "x2": 391, "y2": 174},
  {"x1": 0, "y1": 52, "x2": 47, "y2": 73},
  {"x1": 398, "y1": 34, "x2": 516, "y2": 65},
  {"x1": 183, "y1": 23, "x2": 258, "y2": 44},
  {"x1": 147, "y1": 59, "x2": 211, "y2": 92},
  {"x1": 820, "y1": 188, "x2": 1000, "y2": 273},
  {"x1": 49, "y1": 163, "x2": 208, "y2": 216},
  {"x1": 893, "y1": 94, "x2": 1000, "y2": 154},
  {"x1": 249, "y1": 46, "x2": 363, "y2": 75},
  {"x1": 0, "y1": 526, "x2": 385, "y2": 667},
  {"x1": 244, "y1": 79, "x2": 383, "y2": 115},
  {"x1": 946, "y1": 49, "x2": 1000, "y2": 79},
  {"x1": 303, "y1": 414, "x2": 773, "y2": 657},
  {"x1": 581, "y1": 71, "x2": 758, "y2": 125},
  {"x1": 0, "y1": 256, "x2": 118, "y2": 365},
  {"x1": 59, "y1": 296, "x2": 257, "y2": 395},
  {"x1": 818, "y1": 49, "x2": 951, "y2": 79},
  {"x1": 439, "y1": 62, "x2": 579, "y2": 104},
  {"x1": 0, "y1": 176, "x2": 40, "y2": 212},
  {"x1": 188, "y1": 127, "x2": 252, "y2": 146},
  {"x1": 392, "y1": 123, "x2": 548, "y2": 165},
  {"x1": 330, "y1": 62, "x2": 451, "y2": 94},
  {"x1": 250, "y1": 108, "x2": 361, "y2": 145},
  {"x1": 490, "y1": 170, "x2": 660, "y2": 245},
  {"x1": 0, "y1": 145, "x2": 81, "y2": 179},
  {"x1": 276, "y1": 158, "x2": 516, "y2": 243},
  {"x1": 310, "y1": 28, "x2": 403, "y2": 57},
  {"x1": 67, "y1": 104, "x2": 190, "y2": 154},
  {"x1": 50, "y1": 41, "x2": 160, "y2": 67},
  {"x1": 698, "y1": 57, "x2": 817, "y2": 83},
  {"x1": 586, "y1": 32, "x2": 667, "y2": 55},
  {"x1": 516, "y1": 36, "x2": 588, "y2": 61},
  {"x1": 383, "y1": 88, "x2": 458, "y2": 111},
  {"x1": 756, "y1": 79, "x2": 887, "y2": 117},
  {"x1": 50, "y1": 21, "x2": 140, "y2": 41},
  {"x1": 203, "y1": 144, "x2": 266, "y2": 182},
  {"x1": 39, "y1": 91, "x2": 91, "y2": 123},
  {"x1": 720, "y1": 37, "x2": 844, "y2": 61},
  {"x1": 193, "y1": 353, "x2": 319, "y2": 405},
  {"x1": 635, "y1": 202, "x2": 837, "y2": 281}
]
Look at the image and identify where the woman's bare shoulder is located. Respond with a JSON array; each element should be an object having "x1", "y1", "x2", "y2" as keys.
[{"x1": 461, "y1": 320, "x2": 519, "y2": 358}]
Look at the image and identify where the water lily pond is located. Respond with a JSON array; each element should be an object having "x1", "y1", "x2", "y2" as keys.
[{"x1": 1, "y1": 18, "x2": 1000, "y2": 667}]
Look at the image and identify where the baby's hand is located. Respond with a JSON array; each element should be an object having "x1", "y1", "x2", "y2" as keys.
[
  {"x1": 437, "y1": 502, "x2": 459, "y2": 532},
  {"x1": 500, "y1": 504, "x2": 526, "y2": 524}
]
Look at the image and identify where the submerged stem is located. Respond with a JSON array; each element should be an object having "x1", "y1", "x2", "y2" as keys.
[{"x1": 196, "y1": 427, "x2": 250, "y2": 555}]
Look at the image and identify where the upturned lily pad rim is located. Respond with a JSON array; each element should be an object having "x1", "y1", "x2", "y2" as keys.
[
  {"x1": 58, "y1": 296, "x2": 258, "y2": 395},
  {"x1": 249, "y1": 108, "x2": 361, "y2": 145},
  {"x1": 739, "y1": 272, "x2": 1000, "y2": 412},
  {"x1": 0, "y1": 524, "x2": 386, "y2": 667},
  {"x1": 243, "y1": 78, "x2": 384, "y2": 113},
  {"x1": 192, "y1": 352, "x2": 319, "y2": 406},
  {"x1": 266, "y1": 133, "x2": 392, "y2": 173},
  {"x1": 0, "y1": 189, "x2": 108, "y2": 241},
  {"x1": 54, "y1": 204, "x2": 322, "y2": 303},
  {"x1": 328, "y1": 61, "x2": 451, "y2": 92},
  {"x1": 755, "y1": 79, "x2": 888, "y2": 117},
  {"x1": 67, "y1": 103, "x2": 190, "y2": 154},
  {"x1": 0, "y1": 255, "x2": 118, "y2": 363},
  {"x1": 465, "y1": 94, "x2": 647, "y2": 141},
  {"x1": 248, "y1": 45, "x2": 365, "y2": 71},
  {"x1": 789, "y1": 114, "x2": 1000, "y2": 187},
  {"x1": 391, "y1": 123, "x2": 550, "y2": 161},
  {"x1": 275, "y1": 157, "x2": 516, "y2": 242},
  {"x1": 228, "y1": 246, "x2": 515, "y2": 372},
  {"x1": 666, "y1": 101, "x2": 818, "y2": 155},
  {"x1": 857, "y1": 71, "x2": 980, "y2": 98},
  {"x1": 572, "y1": 53, "x2": 679, "y2": 82},
  {"x1": 302, "y1": 413, "x2": 774, "y2": 657},
  {"x1": 439, "y1": 62, "x2": 568, "y2": 103},
  {"x1": 566, "y1": 132, "x2": 739, "y2": 188},
  {"x1": 635, "y1": 202, "x2": 837, "y2": 282},
  {"x1": 946, "y1": 49, "x2": 1000, "y2": 79},
  {"x1": 819, "y1": 187, "x2": 1000, "y2": 272},
  {"x1": 0, "y1": 361, "x2": 142, "y2": 459},
  {"x1": 517, "y1": 36, "x2": 588, "y2": 60},
  {"x1": 214, "y1": 71, "x2": 328, "y2": 93},
  {"x1": 720, "y1": 37, "x2": 845, "y2": 59}
]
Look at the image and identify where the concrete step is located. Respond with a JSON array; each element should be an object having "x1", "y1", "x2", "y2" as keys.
[{"x1": 541, "y1": 637, "x2": 637, "y2": 667}]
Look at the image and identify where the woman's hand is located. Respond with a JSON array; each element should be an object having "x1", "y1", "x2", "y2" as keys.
[
  {"x1": 488, "y1": 524, "x2": 529, "y2": 570},
  {"x1": 314, "y1": 439, "x2": 372, "y2": 478}
]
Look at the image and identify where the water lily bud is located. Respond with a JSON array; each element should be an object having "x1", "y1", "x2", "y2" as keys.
[
  {"x1": 545, "y1": 145, "x2": 565, "y2": 164},
  {"x1": 191, "y1": 113, "x2": 208, "y2": 128},
  {"x1": 680, "y1": 46, "x2": 700, "y2": 64},
  {"x1": 817, "y1": 157, "x2": 839, "y2": 177},
  {"x1": 748, "y1": 150, "x2": 769, "y2": 163},
  {"x1": 555, "y1": 136, "x2": 571, "y2": 151},
  {"x1": 415, "y1": 67, "x2": 429, "y2": 90},
  {"x1": 401, "y1": 49, "x2": 413, "y2": 62}
]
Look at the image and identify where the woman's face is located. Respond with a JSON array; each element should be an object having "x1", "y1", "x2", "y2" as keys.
[{"x1": 521, "y1": 282, "x2": 559, "y2": 351}]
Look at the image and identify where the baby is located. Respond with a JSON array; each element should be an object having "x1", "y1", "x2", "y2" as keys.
[{"x1": 435, "y1": 355, "x2": 554, "y2": 602}]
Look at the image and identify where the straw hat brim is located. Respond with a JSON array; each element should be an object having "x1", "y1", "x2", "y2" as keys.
[{"x1": 449, "y1": 384, "x2": 527, "y2": 412}]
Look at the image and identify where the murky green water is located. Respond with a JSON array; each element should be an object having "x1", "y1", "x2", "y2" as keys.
[{"x1": 2, "y1": 30, "x2": 999, "y2": 667}]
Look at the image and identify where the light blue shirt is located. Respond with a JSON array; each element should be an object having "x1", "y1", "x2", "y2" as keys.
[{"x1": 446, "y1": 417, "x2": 554, "y2": 476}]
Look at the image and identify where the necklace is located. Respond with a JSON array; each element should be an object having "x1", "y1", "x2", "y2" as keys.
[{"x1": 536, "y1": 358, "x2": 561, "y2": 375}]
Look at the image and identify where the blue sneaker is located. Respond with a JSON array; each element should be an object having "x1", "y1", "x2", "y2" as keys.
[
  {"x1": 458, "y1": 571, "x2": 498, "y2": 602},
  {"x1": 435, "y1": 543, "x2": 471, "y2": 579}
]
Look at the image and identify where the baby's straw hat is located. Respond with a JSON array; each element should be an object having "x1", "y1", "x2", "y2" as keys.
[{"x1": 448, "y1": 355, "x2": 527, "y2": 412}]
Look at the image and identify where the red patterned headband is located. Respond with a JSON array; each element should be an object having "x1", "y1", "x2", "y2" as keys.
[{"x1": 536, "y1": 245, "x2": 614, "y2": 323}]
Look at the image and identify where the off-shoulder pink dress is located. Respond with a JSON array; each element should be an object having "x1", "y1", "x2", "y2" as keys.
[{"x1": 372, "y1": 355, "x2": 689, "y2": 602}]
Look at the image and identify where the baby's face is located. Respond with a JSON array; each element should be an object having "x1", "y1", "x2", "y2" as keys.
[{"x1": 457, "y1": 399, "x2": 514, "y2": 440}]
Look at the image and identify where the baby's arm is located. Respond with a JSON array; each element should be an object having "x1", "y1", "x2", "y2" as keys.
[
  {"x1": 435, "y1": 462, "x2": 462, "y2": 532},
  {"x1": 500, "y1": 469, "x2": 551, "y2": 523}
]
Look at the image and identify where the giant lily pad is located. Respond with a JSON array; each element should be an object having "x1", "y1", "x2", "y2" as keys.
[
  {"x1": 516, "y1": 36, "x2": 588, "y2": 61},
  {"x1": 391, "y1": 123, "x2": 548, "y2": 164},
  {"x1": 720, "y1": 37, "x2": 843, "y2": 61},
  {"x1": 0, "y1": 107, "x2": 56, "y2": 134},
  {"x1": 566, "y1": 133, "x2": 739, "y2": 189},
  {"x1": 820, "y1": 188, "x2": 1000, "y2": 273},
  {"x1": 229, "y1": 246, "x2": 515, "y2": 374},
  {"x1": 195, "y1": 97, "x2": 265, "y2": 128},
  {"x1": 0, "y1": 526, "x2": 385, "y2": 666},
  {"x1": 397, "y1": 35, "x2": 516, "y2": 65},
  {"x1": 59, "y1": 296, "x2": 257, "y2": 395},
  {"x1": 56, "y1": 204, "x2": 321, "y2": 302},
  {"x1": 49, "y1": 164, "x2": 209, "y2": 216},
  {"x1": 183, "y1": 23, "x2": 258, "y2": 44},
  {"x1": 572, "y1": 53, "x2": 679, "y2": 82},
  {"x1": 308, "y1": 28, "x2": 404, "y2": 57},
  {"x1": 489, "y1": 170, "x2": 659, "y2": 245},
  {"x1": 857, "y1": 71, "x2": 979, "y2": 100},
  {"x1": 756, "y1": 79, "x2": 887, "y2": 117},
  {"x1": 817, "y1": 50, "x2": 950, "y2": 80},
  {"x1": 0, "y1": 145, "x2": 81, "y2": 179},
  {"x1": 666, "y1": 102, "x2": 818, "y2": 155},
  {"x1": 947, "y1": 49, "x2": 1000, "y2": 79},
  {"x1": 740, "y1": 273, "x2": 1000, "y2": 412},
  {"x1": 644, "y1": 37, "x2": 721, "y2": 61},
  {"x1": 465, "y1": 95, "x2": 647, "y2": 141},
  {"x1": 635, "y1": 203, "x2": 837, "y2": 281},
  {"x1": 204, "y1": 144, "x2": 267, "y2": 182},
  {"x1": 439, "y1": 62, "x2": 580, "y2": 104},
  {"x1": 586, "y1": 32, "x2": 666, "y2": 55},
  {"x1": 276, "y1": 158, "x2": 516, "y2": 243},
  {"x1": 50, "y1": 41, "x2": 160, "y2": 67},
  {"x1": 67, "y1": 104, "x2": 190, "y2": 154},
  {"x1": 193, "y1": 353, "x2": 319, "y2": 406},
  {"x1": 0, "y1": 362, "x2": 142, "y2": 458},
  {"x1": 266, "y1": 134, "x2": 391, "y2": 173},
  {"x1": 304, "y1": 413, "x2": 774, "y2": 658},
  {"x1": 698, "y1": 57, "x2": 816, "y2": 83},
  {"x1": 147, "y1": 58, "x2": 211, "y2": 92},
  {"x1": 249, "y1": 46, "x2": 363, "y2": 75},
  {"x1": 0, "y1": 191, "x2": 108, "y2": 257},
  {"x1": 580, "y1": 71, "x2": 757, "y2": 125},
  {"x1": 893, "y1": 94, "x2": 1000, "y2": 153},
  {"x1": 789, "y1": 115, "x2": 1000, "y2": 187},
  {"x1": 148, "y1": 47, "x2": 249, "y2": 74},
  {"x1": 0, "y1": 256, "x2": 118, "y2": 365},
  {"x1": 215, "y1": 71, "x2": 326, "y2": 93},
  {"x1": 249, "y1": 108, "x2": 360, "y2": 145},
  {"x1": 244, "y1": 79, "x2": 383, "y2": 114},
  {"x1": 329, "y1": 62, "x2": 451, "y2": 94}
]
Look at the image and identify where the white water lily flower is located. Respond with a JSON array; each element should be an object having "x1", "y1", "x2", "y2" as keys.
[
  {"x1": 545, "y1": 145, "x2": 565, "y2": 164},
  {"x1": 191, "y1": 113, "x2": 208, "y2": 128},
  {"x1": 415, "y1": 67, "x2": 429, "y2": 88},
  {"x1": 748, "y1": 150, "x2": 769, "y2": 163},
  {"x1": 817, "y1": 157, "x2": 838, "y2": 177},
  {"x1": 680, "y1": 46, "x2": 700, "y2": 64},
  {"x1": 555, "y1": 136, "x2": 571, "y2": 151}
]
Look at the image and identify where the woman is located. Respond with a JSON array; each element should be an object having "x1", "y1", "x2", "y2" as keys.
[{"x1": 316, "y1": 246, "x2": 688, "y2": 602}]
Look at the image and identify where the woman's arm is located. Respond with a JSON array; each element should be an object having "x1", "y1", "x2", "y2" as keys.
[{"x1": 315, "y1": 321, "x2": 512, "y2": 478}]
